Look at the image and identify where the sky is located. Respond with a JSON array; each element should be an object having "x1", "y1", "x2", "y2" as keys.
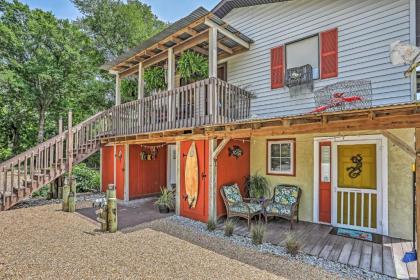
[{"x1": 20, "y1": 0, "x2": 220, "y2": 22}]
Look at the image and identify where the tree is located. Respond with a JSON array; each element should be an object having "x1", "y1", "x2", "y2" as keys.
[
  {"x1": 0, "y1": 0, "x2": 109, "y2": 150},
  {"x1": 72, "y1": 0, "x2": 166, "y2": 61}
]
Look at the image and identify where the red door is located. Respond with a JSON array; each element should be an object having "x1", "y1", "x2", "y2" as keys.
[
  {"x1": 180, "y1": 140, "x2": 208, "y2": 222},
  {"x1": 101, "y1": 145, "x2": 114, "y2": 192},
  {"x1": 319, "y1": 141, "x2": 332, "y2": 223},
  {"x1": 115, "y1": 145, "x2": 125, "y2": 200}
]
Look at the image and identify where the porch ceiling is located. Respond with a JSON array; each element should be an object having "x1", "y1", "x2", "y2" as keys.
[{"x1": 101, "y1": 7, "x2": 253, "y2": 78}]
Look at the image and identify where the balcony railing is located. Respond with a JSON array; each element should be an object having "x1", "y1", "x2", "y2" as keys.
[{"x1": 105, "y1": 77, "x2": 252, "y2": 137}]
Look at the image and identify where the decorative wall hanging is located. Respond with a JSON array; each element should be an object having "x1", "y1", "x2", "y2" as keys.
[
  {"x1": 185, "y1": 142, "x2": 199, "y2": 208},
  {"x1": 312, "y1": 80, "x2": 372, "y2": 113},
  {"x1": 285, "y1": 64, "x2": 314, "y2": 96},
  {"x1": 140, "y1": 144, "x2": 166, "y2": 161},
  {"x1": 346, "y1": 154, "x2": 363, "y2": 178},
  {"x1": 228, "y1": 145, "x2": 244, "y2": 159}
]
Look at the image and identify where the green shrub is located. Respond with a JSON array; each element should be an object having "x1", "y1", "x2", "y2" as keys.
[
  {"x1": 32, "y1": 185, "x2": 49, "y2": 198},
  {"x1": 72, "y1": 163, "x2": 100, "y2": 193},
  {"x1": 245, "y1": 173, "x2": 270, "y2": 199},
  {"x1": 207, "y1": 219, "x2": 216, "y2": 231},
  {"x1": 154, "y1": 187, "x2": 175, "y2": 210},
  {"x1": 224, "y1": 219, "x2": 236, "y2": 237},
  {"x1": 144, "y1": 66, "x2": 166, "y2": 94},
  {"x1": 251, "y1": 222, "x2": 265, "y2": 245},
  {"x1": 177, "y1": 51, "x2": 208, "y2": 84},
  {"x1": 285, "y1": 234, "x2": 301, "y2": 256}
]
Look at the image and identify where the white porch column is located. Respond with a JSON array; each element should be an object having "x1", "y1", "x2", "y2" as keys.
[
  {"x1": 124, "y1": 144, "x2": 129, "y2": 202},
  {"x1": 208, "y1": 138, "x2": 218, "y2": 222},
  {"x1": 175, "y1": 141, "x2": 181, "y2": 215},
  {"x1": 138, "y1": 62, "x2": 144, "y2": 100},
  {"x1": 115, "y1": 73, "x2": 121, "y2": 106},
  {"x1": 167, "y1": 48, "x2": 176, "y2": 90},
  {"x1": 208, "y1": 27, "x2": 218, "y2": 78}
]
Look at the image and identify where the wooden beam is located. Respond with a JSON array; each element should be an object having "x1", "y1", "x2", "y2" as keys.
[
  {"x1": 191, "y1": 46, "x2": 208, "y2": 56},
  {"x1": 204, "y1": 18, "x2": 250, "y2": 49},
  {"x1": 212, "y1": 137, "x2": 230, "y2": 160},
  {"x1": 186, "y1": 27, "x2": 198, "y2": 35},
  {"x1": 381, "y1": 130, "x2": 415, "y2": 159},
  {"x1": 138, "y1": 62, "x2": 144, "y2": 100},
  {"x1": 120, "y1": 31, "x2": 209, "y2": 78},
  {"x1": 217, "y1": 42, "x2": 233, "y2": 54},
  {"x1": 115, "y1": 73, "x2": 121, "y2": 105}
]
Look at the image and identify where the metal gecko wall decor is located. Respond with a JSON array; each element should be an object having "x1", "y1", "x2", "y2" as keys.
[
  {"x1": 228, "y1": 145, "x2": 243, "y2": 159},
  {"x1": 346, "y1": 154, "x2": 363, "y2": 178}
]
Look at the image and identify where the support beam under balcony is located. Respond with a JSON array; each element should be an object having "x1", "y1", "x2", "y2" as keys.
[{"x1": 138, "y1": 62, "x2": 144, "y2": 100}]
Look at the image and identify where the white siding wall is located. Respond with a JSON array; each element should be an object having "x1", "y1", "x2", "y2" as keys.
[{"x1": 223, "y1": 0, "x2": 413, "y2": 117}]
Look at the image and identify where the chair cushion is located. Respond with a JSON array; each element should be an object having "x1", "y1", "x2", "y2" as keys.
[
  {"x1": 273, "y1": 185, "x2": 299, "y2": 205},
  {"x1": 230, "y1": 202, "x2": 262, "y2": 214},
  {"x1": 265, "y1": 203, "x2": 292, "y2": 216},
  {"x1": 222, "y1": 184, "x2": 243, "y2": 204}
]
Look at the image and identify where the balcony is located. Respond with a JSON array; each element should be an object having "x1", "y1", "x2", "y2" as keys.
[{"x1": 95, "y1": 78, "x2": 251, "y2": 138}]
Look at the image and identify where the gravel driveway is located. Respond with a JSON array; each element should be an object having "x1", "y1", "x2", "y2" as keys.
[{"x1": 0, "y1": 204, "x2": 345, "y2": 280}]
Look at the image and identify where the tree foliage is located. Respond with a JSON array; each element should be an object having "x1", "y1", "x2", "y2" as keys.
[{"x1": 0, "y1": 0, "x2": 166, "y2": 161}]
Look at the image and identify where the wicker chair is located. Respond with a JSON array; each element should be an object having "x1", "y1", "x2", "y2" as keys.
[
  {"x1": 264, "y1": 184, "x2": 301, "y2": 229},
  {"x1": 220, "y1": 184, "x2": 262, "y2": 229}
]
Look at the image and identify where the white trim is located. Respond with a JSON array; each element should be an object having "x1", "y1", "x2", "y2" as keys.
[
  {"x1": 167, "y1": 144, "x2": 177, "y2": 189},
  {"x1": 175, "y1": 142, "x2": 181, "y2": 216},
  {"x1": 313, "y1": 135, "x2": 388, "y2": 235},
  {"x1": 409, "y1": 0, "x2": 417, "y2": 99},
  {"x1": 113, "y1": 144, "x2": 116, "y2": 186},
  {"x1": 100, "y1": 146, "x2": 103, "y2": 192},
  {"x1": 267, "y1": 139, "x2": 295, "y2": 175}
]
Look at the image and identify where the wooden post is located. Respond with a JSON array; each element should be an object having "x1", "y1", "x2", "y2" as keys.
[
  {"x1": 67, "y1": 111, "x2": 73, "y2": 177},
  {"x1": 124, "y1": 144, "x2": 129, "y2": 202},
  {"x1": 62, "y1": 184, "x2": 70, "y2": 212},
  {"x1": 58, "y1": 117, "x2": 63, "y2": 134},
  {"x1": 68, "y1": 191, "x2": 75, "y2": 213},
  {"x1": 168, "y1": 48, "x2": 175, "y2": 124},
  {"x1": 175, "y1": 141, "x2": 181, "y2": 215},
  {"x1": 208, "y1": 138, "x2": 218, "y2": 223},
  {"x1": 138, "y1": 62, "x2": 145, "y2": 100},
  {"x1": 107, "y1": 184, "x2": 117, "y2": 233},
  {"x1": 208, "y1": 27, "x2": 218, "y2": 78},
  {"x1": 415, "y1": 128, "x2": 420, "y2": 277},
  {"x1": 115, "y1": 73, "x2": 121, "y2": 106}
]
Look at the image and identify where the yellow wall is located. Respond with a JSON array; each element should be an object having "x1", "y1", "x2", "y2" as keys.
[{"x1": 250, "y1": 128, "x2": 414, "y2": 240}]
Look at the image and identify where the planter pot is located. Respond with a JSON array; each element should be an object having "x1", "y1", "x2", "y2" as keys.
[{"x1": 158, "y1": 205, "x2": 169, "y2": 213}]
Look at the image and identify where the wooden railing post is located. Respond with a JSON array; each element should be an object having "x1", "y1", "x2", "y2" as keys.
[{"x1": 67, "y1": 111, "x2": 73, "y2": 177}]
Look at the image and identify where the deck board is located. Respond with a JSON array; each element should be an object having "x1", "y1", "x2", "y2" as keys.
[{"x1": 217, "y1": 218, "x2": 416, "y2": 279}]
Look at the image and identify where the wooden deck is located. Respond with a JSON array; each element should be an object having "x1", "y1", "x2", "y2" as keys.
[{"x1": 218, "y1": 219, "x2": 417, "y2": 279}]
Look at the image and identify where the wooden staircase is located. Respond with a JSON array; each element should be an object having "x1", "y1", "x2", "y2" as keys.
[{"x1": 0, "y1": 111, "x2": 113, "y2": 211}]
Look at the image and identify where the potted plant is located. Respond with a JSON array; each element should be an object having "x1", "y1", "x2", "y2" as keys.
[
  {"x1": 177, "y1": 50, "x2": 208, "y2": 84},
  {"x1": 245, "y1": 173, "x2": 270, "y2": 200},
  {"x1": 144, "y1": 66, "x2": 167, "y2": 95},
  {"x1": 154, "y1": 187, "x2": 175, "y2": 213}
]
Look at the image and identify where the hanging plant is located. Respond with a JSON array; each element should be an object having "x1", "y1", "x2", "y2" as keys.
[
  {"x1": 144, "y1": 66, "x2": 167, "y2": 94},
  {"x1": 177, "y1": 50, "x2": 208, "y2": 84}
]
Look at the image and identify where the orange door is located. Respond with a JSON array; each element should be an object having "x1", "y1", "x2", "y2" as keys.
[
  {"x1": 115, "y1": 145, "x2": 125, "y2": 200},
  {"x1": 180, "y1": 140, "x2": 208, "y2": 222},
  {"x1": 319, "y1": 142, "x2": 331, "y2": 223}
]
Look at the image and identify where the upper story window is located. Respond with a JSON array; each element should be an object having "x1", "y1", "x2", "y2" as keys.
[
  {"x1": 286, "y1": 36, "x2": 319, "y2": 79},
  {"x1": 271, "y1": 28, "x2": 338, "y2": 89},
  {"x1": 267, "y1": 139, "x2": 296, "y2": 176}
]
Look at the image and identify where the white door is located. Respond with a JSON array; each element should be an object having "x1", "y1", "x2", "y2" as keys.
[
  {"x1": 332, "y1": 139, "x2": 384, "y2": 234},
  {"x1": 167, "y1": 145, "x2": 177, "y2": 189}
]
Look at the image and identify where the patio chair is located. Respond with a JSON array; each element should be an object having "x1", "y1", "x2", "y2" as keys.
[
  {"x1": 220, "y1": 184, "x2": 262, "y2": 229},
  {"x1": 264, "y1": 184, "x2": 301, "y2": 229}
]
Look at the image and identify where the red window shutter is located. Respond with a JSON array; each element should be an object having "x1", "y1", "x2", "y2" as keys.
[
  {"x1": 271, "y1": 46, "x2": 284, "y2": 89},
  {"x1": 320, "y1": 28, "x2": 338, "y2": 79}
]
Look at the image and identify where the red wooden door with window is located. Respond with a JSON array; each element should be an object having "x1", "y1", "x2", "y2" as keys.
[
  {"x1": 319, "y1": 141, "x2": 332, "y2": 223},
  {"x1": 180, "y1": 140, "x2": 208, "y2": 222}
]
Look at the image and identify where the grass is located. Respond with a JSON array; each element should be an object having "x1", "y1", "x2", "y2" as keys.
[
  {"x1": 224, "y1": 219, "x2": 236, "y2": 237},
  {"x1": 207, "y1": 219, "x2": 216, "y2": 231},
  {"x1": 285, "y1": 234, "x2": 301, "y2": 256},
  {"x1": 251, "y1": 222, "x2": 265, "y2": 245}
]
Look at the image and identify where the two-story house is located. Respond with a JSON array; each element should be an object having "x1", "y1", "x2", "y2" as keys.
[{"x1": 1, "y1": 1, "x2": 420, "y2": 277}]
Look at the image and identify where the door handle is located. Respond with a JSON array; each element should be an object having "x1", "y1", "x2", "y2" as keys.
[{"x1": 201, "y1": 172, "x2": 206, "y2": 180}]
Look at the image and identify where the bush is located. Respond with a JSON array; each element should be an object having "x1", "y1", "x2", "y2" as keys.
[
  {"x1": 285, "y1": 234, "x2": 300, "y2": 256},
  {"x1": 154, "y1": 187, "x2": 175, "y2": 210},
  {"x1": 32, "y1": 185, "x2": 49, "y2": 198},
  {"x1": 251, "y1": 222, "x2": 265, "y2": 245},
  {"x1": 224, "y1": 219, "x2": 236, "y2": 237},
  {"x1": 144, "y1": 66, "x2": 166, "y2": 94},
  {"x1": 245, "y1": 173, "x2": 270, "y2": 199},
  {"x1": 177, "y1": 51, "x2": 208, "y2": 83},
  {"x1": 207, "y1": 219, "x2": 216, "y2": 231},
  {"x1": 72, "y1": 163, "x2": 100, "y2": 193}
]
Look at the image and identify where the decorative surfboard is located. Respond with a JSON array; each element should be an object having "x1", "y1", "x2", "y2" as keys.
[{"x1": 185, "y1": 142, "x2": 199, "y2": 208}]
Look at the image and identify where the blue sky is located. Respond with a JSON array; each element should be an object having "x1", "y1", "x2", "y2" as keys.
[{"x1": 20, "y1": 0, "x2": 220, "y2": 22}]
